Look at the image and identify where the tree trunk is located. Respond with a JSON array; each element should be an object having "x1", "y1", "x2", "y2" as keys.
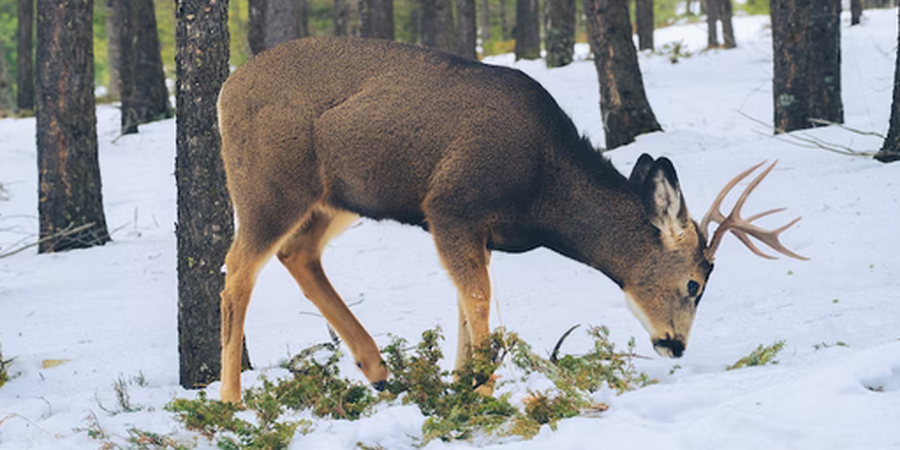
[
  {"x1": 876, "y1": 9, "x2": 900, "y2": 162},
  {"x1": 720, "y1": 0, "x2": 735, "y2": 48},
  {"x1": 421, "y1": 0, "x2": 455, "y2": 51},
  {"x1": 335, "y1": 0, "x2": 349, "y2": 35},
  {"x1": 457, "y1": 0, "x2": 477, "y2": 58},
  {"x1": 16, "y1": 0, "x2": 35, "y2": 112},
  {"x1": 515, "y1": 0, "x2": 540, "y2": 60},
  {"x1": 114, "y1": 0, "x2": 138, "y2": 134},
  {"x1": 105, "y1": 0, "x2": 120, "y2": 101},
  {"x1": 583, "y1": 0, "x2": 662, "y2": 149},
  {"x1": 479, "y1": 0, "x2": 490, "y2": 43},
  {"x1": 771, "y1": 0, "x2": 842, "y2": 134},
  {"x1": 36, "y1": 0, "x2": 111, "y2": 253},
  {"x1": 133, "y1": 0, "x2": 173, "y2": 124},
  {"x1": 546, "y1": 0, "x2": 576, "y2": 67},
  {"x1": 499, "y1": 0, "x2": 509, "y2": 39},
  {"x1": 360, "y1": 0, "x2": 394, "y2": 39},
  {"x1": 248, "y1": 0, "x2": 267, "y2": 55},
  {"x1": 267, "y1": 0, "x2": 301, "y2": 47},
  {"x1": 175, "y1": 0, "x2": 237, "y2": 389},
  {"x1": 706, "y1": 0, "x2": 719, "y2": 48},
  {"x1": 807, "y1": 0, "x2": 842, "y2": 124},
  {"x1": 851, "y1": 0, "x2": 862, "y2": 25},
  {"x1": 0, "y1": 40, "x2": 11, "y2": 113},
  {"x1": 635, "y1": 0, "x2": 654, "y2": 51}
]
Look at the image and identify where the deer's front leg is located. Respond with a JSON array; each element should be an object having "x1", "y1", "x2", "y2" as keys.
[{"x1": 431, "y1": 226, "x2": 494, "y2": 395}]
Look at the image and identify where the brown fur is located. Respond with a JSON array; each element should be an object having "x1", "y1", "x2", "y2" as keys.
[{"x1": 217, "y1": 37, "x2": 712, "y2": 402}]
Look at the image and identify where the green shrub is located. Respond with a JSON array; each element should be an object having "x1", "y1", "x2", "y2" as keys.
[
  {"x1": 726, "y1": 341, "x2": 785, "y2": 370},
  {"x1": 0, "y1": 344, "x2": 10, "y2": 389}
]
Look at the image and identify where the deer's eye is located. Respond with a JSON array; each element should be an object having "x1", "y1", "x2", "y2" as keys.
[{"x1": 687, "y1": 280, "x2": 700, "y2": 297}]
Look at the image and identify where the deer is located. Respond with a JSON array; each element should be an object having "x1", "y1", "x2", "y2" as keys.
[{"x1": 215, "y1": 37, "x2": 807, "y2": 403}]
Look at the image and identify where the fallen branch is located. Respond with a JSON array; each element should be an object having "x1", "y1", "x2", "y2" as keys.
[
  {"x1": 807, "y1": 118, "x2": 885, "y2": 139},
  {"x1": 0, "y1": 222, "x2": 95, "y2": 259}
]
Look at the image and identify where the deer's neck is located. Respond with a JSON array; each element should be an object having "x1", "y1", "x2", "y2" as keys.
[{"x1": 535, "y1": 153, "x2": 654, "y2": 287}]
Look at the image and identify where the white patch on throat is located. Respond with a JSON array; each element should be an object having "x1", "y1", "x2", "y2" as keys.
[{"x1": 624, "y1": 291, "x2": 657, "y2": 337}]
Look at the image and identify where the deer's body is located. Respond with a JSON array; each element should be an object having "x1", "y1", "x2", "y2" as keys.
[{"x1": 217, "y1": 37, "x2": 802, "y2": 402}]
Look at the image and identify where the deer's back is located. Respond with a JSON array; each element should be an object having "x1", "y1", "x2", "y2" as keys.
[{"x1": 219, "y1": 37, "x2": 584, "y2": 229}]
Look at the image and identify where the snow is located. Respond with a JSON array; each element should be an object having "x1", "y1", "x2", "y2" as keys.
[{"x1": 2, "y1": 9, "x2": 900, "y2": 450}]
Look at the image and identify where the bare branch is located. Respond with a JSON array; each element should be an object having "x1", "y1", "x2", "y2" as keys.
[{"x1": 0, "y1": 223, "x2": 96, "y2": 259}]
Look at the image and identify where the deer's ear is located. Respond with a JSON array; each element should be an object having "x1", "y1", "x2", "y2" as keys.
[
  {"x1": 629, "y1": 153, "x2": 655, "y2": 190},
  {"x1": 642, "y1": 157, "x2": 690, "y2": 243}
]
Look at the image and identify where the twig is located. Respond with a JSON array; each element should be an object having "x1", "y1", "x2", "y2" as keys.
[
  {"x1": 784, "y1": 132, "x2": 876, "y2": 157},
  {"x1": 0, "y1": 222, "x2": 95, "y2": 259},
  {"x1": 807, "y1": 118, "x2": 885, "y2": 139},
  {"x1": 550, "y1": 324, "x2": 581, "y2": 365}
]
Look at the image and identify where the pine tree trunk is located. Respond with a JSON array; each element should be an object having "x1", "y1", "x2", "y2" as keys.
[
  {"x1": 851, "y1": 0, "x2": 862, "y2": 25},
  {"x1": 546, "y1": 0, "x2": 576, "y2": 67},
  {"x1": 421, "y1": 0, "x2": 455, "y2": 51},
  {"x1": 457, "y1": 0, "x2": 477, "y2": 59},
  {"x1": 16, "y1": 0, "x2": 34, "y2": 112},
  {"x1": 133, "y1": 0, "x2": 173, "y2": 124},
  {"x1": 499, "y1": 0, "x2": 509, "y2": 39},
  {"x1": 267, "y1": 0, "x2": 301, "y2": 47},
  {"x1": 720, "y1": 0, "x2": 735, "y2": 48},
  {"x1": 706, "y1": 0, "x2": 719, "y2": 48},
  {"x1": 0, "y1": 40, "x2": 11, "y2": 113},
  {"x1": 876, "y1": 8, "x2": 900, "y2": 161},
  {"x1": 114, "y1": 0, "x2": 138, "y2": 134},
  {"x1": 105, "y1": 0, "x2": 120, "y2": 101},
  {"x1": 584, "y1": 0, "x2": 662, "y2": 149},
  {"x1": 635, "y1": 0, "x2": 654, "y2": 51},
  {"x1": 515, "y1": 0, "x2": 540, "y2": 60},
  {"x1": 335, "y1": 0, "x2": 349, "y2": 35},
  {"x1": 36, "y1": 0, "x2": 111, "y2": 253},
  {"x1": 360, "y1": 0, "x2": 394, "y2": 39},
  {"x1": 480, "y1": 0, "x2": 490, "y2": 43},
  {"x1": 771, "y1": 0, "x2": 842, "y2": 134},
  {"x1": 248, "y1": 0, "x2": 267, "y2": 55},
  {"x1": 175, "y1": 0, "x2": 236, "y2": 389}
]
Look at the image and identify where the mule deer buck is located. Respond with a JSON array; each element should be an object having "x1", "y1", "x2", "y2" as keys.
[{"x1": 216, "y1": 37, "x2": 806, "y2": 402}]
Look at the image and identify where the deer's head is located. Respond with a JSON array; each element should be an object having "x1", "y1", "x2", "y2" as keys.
[{"x1": 624, "y1": 154, "x2": 807, "y2": 358}]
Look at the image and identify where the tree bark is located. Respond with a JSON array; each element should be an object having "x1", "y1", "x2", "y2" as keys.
[
  {"x1": 876, "y1": 8, "x2": 900, "y2": 162},
  {"x1": 16, "y1": 0, "x2": 35, "y2": 111},
  {"x1": 105, "y1": 0, "x2": 120, "y2": 100},
  {"x1": 635, "y1": 0, "x2": 654, "y2": 51},
  {"x1": 771, "y1": 0, "x2": 842, "y2": 134},
  {"x1": 335, "y1": 0, "x2": 349, "y2": 35},
  {"x1": 457, "y1": 0, "x2": 477, "y2": 58},
  {"x1": 249, "y1": 0, "x2": 267, "y2": 55},
  {"x1": 175, "y1": 0, "x2": 236, "y2": 389},
  {"x1": 583, "y1": 0, "x2": 662, "y2": 149},
  {"x1": 0, "y1": 39, "x2": 11, "y2": 113},
  {"x1": 706, "y1": 0, "x2": 719, "y2": 48},
  {"x1": 114, "y1": 0, "x2": 138, "y2": 134},
  {"x1": 515, "y1": 0, "x2": 540, "y2": 60},
  {"x1": 360, "y1": 0, "x2": 394, "y2": 39},
  {"x1": 499, "y1": 0, "x2": 509, "y2": 39},
  {"x1": 420, "y1": 0, "x2": 455, "y2": 51},
  {"x1": 133, "y1": 0, "x2": 173, "y2": 124},
  {"x1": 851, "y1": 0, "x2": 862, "y2": 25},
  {"x1": 480, "y1": 0, "x2": 490, "y2": 43},
  {"x1": 720, "y1": 0, "x2": 735, "y2": 48},
  {"x1": 546, "y1": 0, "x2": 576, "y2": 67},
  {"x1": 36, "y1": 0, "x2": 111, "y2": 253}
]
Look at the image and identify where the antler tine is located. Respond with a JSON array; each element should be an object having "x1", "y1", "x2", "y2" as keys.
[
  {"x1": 699, "y1": 160, "x2": 768, "y2": 240},
  {"x1": 704, "y1": 161, "x2": 809, "y2": 262}
]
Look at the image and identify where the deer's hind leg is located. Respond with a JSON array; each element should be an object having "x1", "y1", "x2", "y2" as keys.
[{"x1": 276, "y1": 205, "x2": 389, "y2": 388}]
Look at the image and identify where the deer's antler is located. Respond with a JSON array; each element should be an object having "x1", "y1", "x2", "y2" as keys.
[{"x1": 701, "y1": 161, "x2": 808, "y2": 262}]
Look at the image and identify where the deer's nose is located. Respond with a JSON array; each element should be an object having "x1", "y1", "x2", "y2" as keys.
[{"x1": 653, "y1": 338, "x2": 685, "y2": 358}]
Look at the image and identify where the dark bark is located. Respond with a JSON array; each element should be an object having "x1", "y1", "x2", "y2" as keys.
[
  {"x1": 114, "y1": 0, "x2": 138, "y2": 134},
  {"x1": 876, "y1": 5, "x2": 900, "y2": 161},
  {"x1": 583, "y1": 0, "x2": 662, "y2": 149},
  {"x1": 706, "y1": 0, "x2": 719, "y2": 48},
  {"x1": 546, "y1": 0, "x2": 576, "y2": 67},
  {"x1": 421, "y1": 0, "x2": 455, "y2": 51},
  {"x1": 720, "y1": 0, "x2": 735, "y2": 48},
  {"x1": 851, "y1": 0, "x2": 862, "y2": 25},
  {"x1": 36, "y1": 0, "x2": 111, "y2": 253},
  {"x1": 771, "y1": 0, "x2": 842, "y2": 134},
  {"x1": 515, "y1": 0, "x2": 540, "y2": 60},
  {"x1": 249, "y1": 0, "x2": 267, "y2": 55},
  {"x1": 457, "y1": 0, "x2": 477, "y2": 58},
  {"x1": 480, "y1": 0, "x2": 490, "y2": 43},
  {"x1": 635, "y1": 0, "x2": 654, "y2": 51},
  {"x1": 360, "y1": 0, "x2": 394, "y2": 39},
  {"x1": 249, "y1": 0, "x2": 307, "y2": 56},
  {"x1": 17, "y1": 0, "x2": 35, "y2": 111},
  {"x1": 0, "y1": 39, "x2": 11, "y2": 113},
  {"x1": 133, "y1": 0, "x2": 173, "y2": 124},
  {"x1": 175, "y1": 0, "x2": 236, "y2": 389},
  {"x1": 499, "y1": 0, "x2": 509, "y2": 39},
  {"x1": 105, "y1": 0, "x2": 120, "y2": 100}
]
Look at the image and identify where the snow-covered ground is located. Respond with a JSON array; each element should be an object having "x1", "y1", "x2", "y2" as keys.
[{"x1": 2, "y1": 9, "x2": 900, "y2": 450}]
